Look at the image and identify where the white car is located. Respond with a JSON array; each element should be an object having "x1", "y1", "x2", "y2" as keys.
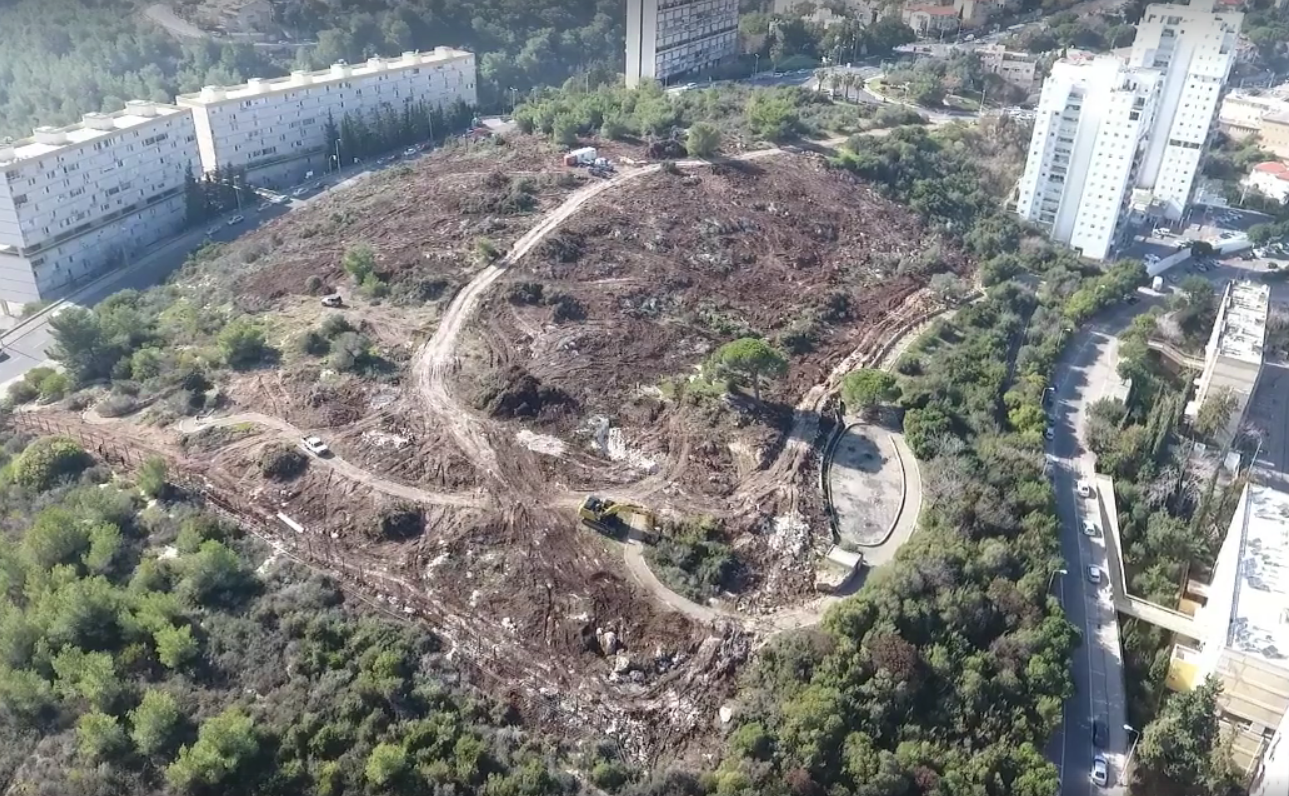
[
  {"x1": 1044, "y1": 426, "x2": 1055, "y2": 441},
  {"x1": 205, "y1": 226, "x2": 220, "y2": 237},
  {"x1": 1153, "y1": 227, "x2": 1172, "y2": 237},
  {"x1": 226, "y1": 214, "x2": 245, "y2": 225},
  {"x1": 1087, "y1": 565, "x2": 1102, "y2": 585},
  {"x1": 1091, "y1": 754, "x2": 1108, "y2": 787},
  {"x1": 292, "y1": 187, "x2": 309, "y2": 197},
  {"x1": 301, "y1": 436, "x2": 330, "y2": 456},
  {"x1": 1082, "y1": 520, "x2": 1099, "y2": 537},
  {"x1": 1077, "y1": 481, "x2": 1094, "y2": 498}
]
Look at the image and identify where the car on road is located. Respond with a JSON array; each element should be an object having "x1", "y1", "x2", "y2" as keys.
[
  {"x1": 1153, "y1": 227, "x2": 1172, "y2": 237},
  {"x1": 301, "y1": 436, "x2": 330, "y2": 456},
  {"x1": 1087, "y1": 565, "x2": 1102, "y2": 585},
  {"x1": 1091, "y1": 754, "x2": 1108, "y2": 787},
  {"x1": 1044, "y1": 426, "x2": 1055, "y2": 441},
  {"x1": 1083, "y1": 520, "x2": 1099, "y2": 537},
  {"x1": 226, "y1": 214, "x2": 245, "y2": 226},
  {"x1": 1092, "y1": 718, "x2": 1106, "y2": 748},
  {"x1": 1077, "y1": 480, "x2": 1095, "y2": 498},
  {"x1": 292, "y1": 187, "x2": 309, "y2": 198},
  {"x1": 404, "y1": 146, "x2": 418, "y2": 156},
  {"x1": 205, "y1": 226, "x2": 220, "y2": 237}
]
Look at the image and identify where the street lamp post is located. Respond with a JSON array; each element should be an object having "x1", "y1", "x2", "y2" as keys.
[
  {"x1": 755, "y1": 53, "x2": 760, "y2": 76},
  {"x1": 509, "y1": 87, "x2": 518, "y2": 115},
  {"x1": 334, "y1": 138, "x2": 341, "y2": 174},
  {"x1": 1124, "y1": 724, "x2": 1141, "y2": 779},
  {"x1": 1047, "y1": 567, "x2": 1068, "y2": 595}
]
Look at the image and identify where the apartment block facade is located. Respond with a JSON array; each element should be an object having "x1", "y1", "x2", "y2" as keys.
[
  {"x1": 177, "y1": 48, "x2": 476, "y2": 189},
  {"x1": 1016, "y1": 57, "x2": 1163, "y2": 260},
  {"x1": 0, "y1": 102, "x2": 199, "y2": 306},
  {"x1": 1128, "y1": 0, "x2": 1243, "y2": 219},
  {"x1": 625, "y1": 0, "x2": 738, "y2": 87}
]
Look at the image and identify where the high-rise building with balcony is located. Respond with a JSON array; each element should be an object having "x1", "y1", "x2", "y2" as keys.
[
  {"x1": 0, "y1": 102, "x2": 199, "y2": 307},
  {"x1": 625, "y1": 0, "x2": 739, "y2": 88},
  {"x1": 1016, "y1": 56, "x2": 1163, "y2": 261},
  {"x1": 1128, "y1": 0, "x2": 1243, "y2": 219}
]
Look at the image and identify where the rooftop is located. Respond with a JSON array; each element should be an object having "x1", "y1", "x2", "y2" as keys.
[
  {"x1": 906, "y1": 4, "x2": 960, "y2": 14},
  {"x1": 175, "y1": 48, "x2": 473, "y2": 106},
  {"x1": 1253, "y1": 161, "x2": 1289, "y2": 182},
  {"x1": 1228, "y1": 485, "x2": 1289, "y2": 668},
  {"x1": 0, "y1": 102, "x2": 187, "y2": 167},
  {"x1": 1217, "y1": 281, "x2": 1270, "y2": 365}
]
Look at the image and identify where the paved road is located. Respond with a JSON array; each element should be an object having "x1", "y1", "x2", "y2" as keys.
[{"x1": 1047, "y1": 294, "x2": 1167, "y2": 796}]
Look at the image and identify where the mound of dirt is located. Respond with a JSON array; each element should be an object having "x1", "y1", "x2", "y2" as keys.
[{"x1": 473, "y1": 365, "x2": 577, "y2": 420}]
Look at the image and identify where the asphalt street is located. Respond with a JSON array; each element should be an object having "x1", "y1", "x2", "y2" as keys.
[{"x1": 1046, "y1": 293, "x2": 1170, "y2": 796}]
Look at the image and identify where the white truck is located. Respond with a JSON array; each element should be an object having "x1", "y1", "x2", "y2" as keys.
[{"x1": 1151, "y1": 275, "x2": 1164, "y2": 291}]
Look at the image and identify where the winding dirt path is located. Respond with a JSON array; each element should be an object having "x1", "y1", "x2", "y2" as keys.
[{"x1": 173, "y1": 413, "x2": 489, "y2": 508}]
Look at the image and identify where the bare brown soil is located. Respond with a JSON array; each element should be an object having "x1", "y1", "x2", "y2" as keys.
[{"x1": 39, "y1": 138, "x2": 971, "y2": 762}]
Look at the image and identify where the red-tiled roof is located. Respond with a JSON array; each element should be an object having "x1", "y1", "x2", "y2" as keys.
[{"x1": 1253, "y1": 161, "x2": 1289, "y2": 181}]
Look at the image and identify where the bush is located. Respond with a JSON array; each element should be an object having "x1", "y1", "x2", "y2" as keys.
[
  {"x1": 13, "y1": 435, "x2": 92, "y2": 492},
  {"x1": 341, "y1": 244, "x2": 376, "y2": 282},
  {"x1": 327, "y1": 332, "x2": 371, "y2": 372},
  {"x1": 297, "y1": 330, "x2": 330, "y2": 357},
  {"x1": 319, "y1": 313, "x2": 354, "y2": 338},
  {"x1": 304, "y1": 275, "x2": 324, "y2": 295},
  {"x1": 259, "y1": 444, "x2": 308, "y2": 480},
  {"x1": 217, "y1": 318, "x2": 268, "y2": 369},
  {"x1": 37, "y1": 371, "x2": 70, "y2": 402},
  {"x1": 7, "y1": 380, "x2": 38, "y2": 405},
  {"x1": 138, "y1": 456, "x2": 169, "y2": 500},
  {"x1": 373, "y1": 504, "x2": 425, "y2": 540},
  {"x1": 96, "y1": 394, "x2": 139, "y2": 418}
]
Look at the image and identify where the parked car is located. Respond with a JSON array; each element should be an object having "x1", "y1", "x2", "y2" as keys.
[
  {"x1": 321, "y1": 294, "x2": 343, "y2": 308},
  {"x1": 1087, "y1": 565, "x2": 1102, "y2": 585},
  {"x1": 292, "y1": 187, "x2": 309, "y2": 197},
  {"x1": 1092, "y1": 719, "x2": 1106, "y2": 748},
  {"x1": 1153, "y1": 227, "x2": 1172, "y2": 237},
  {"x1": 301, "y1": 436, "x2": 330, "y2": 456},
  {"x1": 226, "y1": 214, "x2": 245, "y2": 225},
  {"x1": 1077, "y1": 480, "x2": 1094, "y2": 498},
  {"x1": 257, "y1": 201, "x2": 272, "y2": 212},
  {"x1": 1083, "y1": 520, "x2": 1099, "y2": 537},
  {"x1": 404, "y1": 147, "x2": 418, "y2": 156},
  {"x1": 1044, "y1": 426, "x2": 1055, "y2": 441},
  {"x1": 1091, "y1": 755, "x2": 1108, "y2": 787}
]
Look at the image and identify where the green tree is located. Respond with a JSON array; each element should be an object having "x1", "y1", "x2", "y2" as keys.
[
  {"x1": 178, "y1": 540, "x2": 253, "y2": 608},
  {"x1": 166, "y1": 707, "x2": 259, "y2": 791},
  {"x1": 138, "y1": 455, "x2": 169, "y2": 500},
  {"x1": 745, "y1": 92, "x2": 800, "y2": 142},
  {"x1": 83, "y1": 522, "x2": 123, "y2": 575},
  {"x1": 22, "y1": 506, "x2": 93, "y2": 571},
  {"x1": 552, "y1": 114, "x2": 579, "y2": 147},
  {"x1": 12, "y1": 435, "x2": 91, "y2": 492},
  {"x1": 130, "y1": 689, "x2": 183, "y2": 758},
  {"x1": 686, "y1": 122, "x2": 721, "y2": 157},
  {"x1": 342, "y1": 243, "x2": 376, "y2": 282},
  {"x1": 1136, "y1": 677, "x2": 1239, "y2": 793},
  {"x1": 841, "y1": 368, "x2": 899, "y2": 417},
  {"x1": 47, "y1": 307, "x2": 108, "y2": 383},
  {"x1": 154, "y1": 624, "x2": 199, "y2": 670},
  {"x1": 52, "y1": 648, "x2": 124, "y2": 712},
  {"x1": 709, "y1": 338, "x2": 789, "y2": 401},
  {"x1": 217, "y1": 318, "x2": 267, "y2": 369},
  {"x1": 365, "y1": 742, "x2": 409, "y2": 788},
  {"x1": 1194, "y1": 386, "x2": 1238, "y2": 442},
  {"x1": 76, "y1": 710, "x2": 130, "y2": 762}
]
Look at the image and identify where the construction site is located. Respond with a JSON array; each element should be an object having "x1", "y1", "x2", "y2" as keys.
[{"x1": 17, "y1": 131, "x2": 972, "y2": 761}]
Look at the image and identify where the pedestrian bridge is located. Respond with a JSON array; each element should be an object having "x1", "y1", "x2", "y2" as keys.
[{"x1": 1095, "y1": 474, "x2": 1202, "y2": 640}]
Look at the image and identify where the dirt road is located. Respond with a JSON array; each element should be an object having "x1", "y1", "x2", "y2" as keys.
[{"x1": 176, "y1": 413, "x2": 489, "y2": 508}]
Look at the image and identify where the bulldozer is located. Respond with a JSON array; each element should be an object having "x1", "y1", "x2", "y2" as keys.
[{"x1": 577, "y1": 495, "x2": 659, "y2": 544}]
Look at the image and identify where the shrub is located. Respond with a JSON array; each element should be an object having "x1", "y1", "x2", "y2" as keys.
[
  {"x1": 138, "y1": 456, "x2": 169, "y2": 500},
  {"x1": 7, "y1": 380, "x2": 38, "y2": 405},
  {"x1": 217, "y1": 319, "x2": 268, "y2": 369},
  {"x1": 319, "y1": 313, "x2": 354, "y2": 338},
  {"x1": 297, "y1": 330, "x2": 330, "y2": 357},
  {"x1": 373, "y1": 504, "x2": 424, "y2": 540},
  {"x1": 36, "y1": 371, "x2": 70, "y2": 402},
  {"x1": 342, "y1": 244, "x2": 376, "y2": 282},
  {"x1": 259, "y1": 444, "x2": 307, "y2": 480},
  {"x1": 304, "y1": 275, "x2": 324, "y2": 294},
  {"x1": 96, "y1": 394, "x2": 139, "y2": 418},
  {"x1": 13, "y1": 435, "x2": 92, "y2": 492},
  {"x1": 327, "y1": 332, "x2": 371, "y2": 372}
]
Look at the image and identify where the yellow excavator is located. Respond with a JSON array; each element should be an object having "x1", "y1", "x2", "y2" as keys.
[{"x1": 578, "y1": 495, "x2": 659, "y2": 544}]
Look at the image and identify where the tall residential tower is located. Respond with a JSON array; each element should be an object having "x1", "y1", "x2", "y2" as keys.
[
  {"x1": 625, "y1": 0, "x2": 738, "y2": 88},
  {"x1": 1128, "y1": 0, "x2": 1243, "y2": 218},
  {"x1": 1015, "y1": 56, "x2": 1163, "y2": 260}
]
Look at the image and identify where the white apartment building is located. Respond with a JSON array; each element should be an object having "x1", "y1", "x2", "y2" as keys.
[
  {"x1": 177, "y1": 48, "x2": 476, "y2": 189},
  {"x1": 626, "y1": 0, "x2": 739, "y2": 88},
  {"x1": 1016, "y1": 56, "x2": 1163, "y2": 261},
  {"x1": 0, "y1": 102, "x2": 199, "y2": 307},
  {"x1": 1184, "y1": 279, "x2": 1268, "y2": 445},
  {"x1": 1128, "y1": 0, "x2": 1243, "y2": 220}
]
